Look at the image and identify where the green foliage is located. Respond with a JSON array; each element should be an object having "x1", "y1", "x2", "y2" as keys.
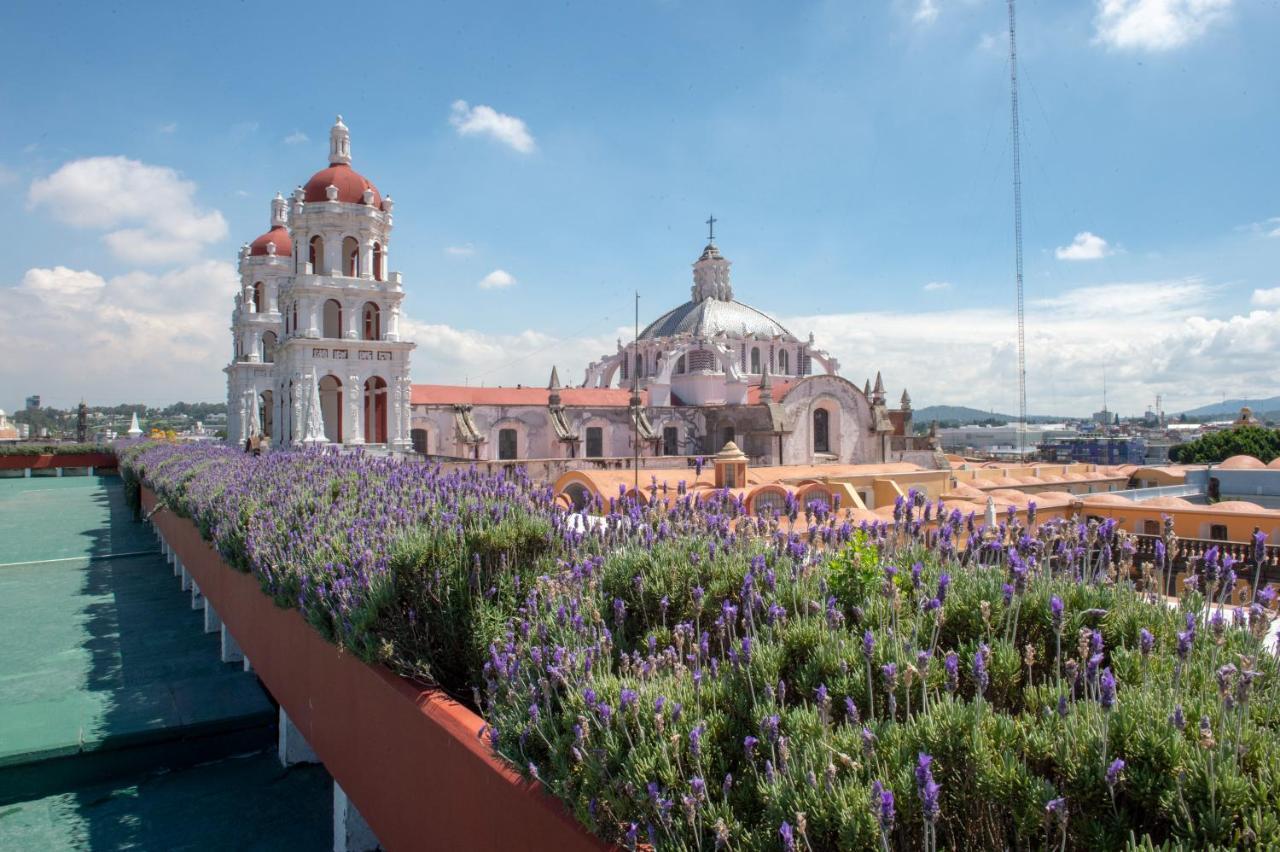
[
  {"x1": 0, "y1": 442, "x2": 107, "y2": 456},
  {"x1": 827, "y1": 531, "x2": 884, "y2": 610},
  {"x1": 1168, "y1": 425, "x2": 1280, "y2": 464}
]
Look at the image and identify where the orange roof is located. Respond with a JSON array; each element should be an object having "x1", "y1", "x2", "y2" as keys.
[
  {"x1": 411, "y1": 385, "x2": 642, "y2": 407},
  {"x1": 746, "y1": 380, "x2": 797, "y2": 404},
  {"x1": 1218, "y1": 455, "x2": 1266, "y2": 470}
]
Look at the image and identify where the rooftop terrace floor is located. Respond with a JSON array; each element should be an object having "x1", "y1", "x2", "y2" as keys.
[{"x1": 0, "y1": 475, "x2": 329, "y2": 849}]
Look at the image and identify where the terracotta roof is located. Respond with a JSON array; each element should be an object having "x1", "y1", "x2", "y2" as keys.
[
  {"x1": 249, "y1": 225, "x2": 292, "y2": 257},
  {"x1": 411, "y1": 385, "x2": 643, "y2": 407},
  {"x1": 1218, "y1": 455, "x2": 1266, "y2": 470},
  {"x1": 746, "y1": 380, "x2": 797, "y2": 404},
  {"x1": 304, "y1": 163, "x2": 382, "y2": 206}
]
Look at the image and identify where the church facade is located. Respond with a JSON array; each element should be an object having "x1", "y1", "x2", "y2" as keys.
[
  {"x1": 227, "y1": 118, "x2": 931, "y2": 467},
  {"x1": 226, "y1": 118, "x2": 414, "y2": 450},
  {"x1": 410, "y1": 237, "x2": 931, "y2": 466}
]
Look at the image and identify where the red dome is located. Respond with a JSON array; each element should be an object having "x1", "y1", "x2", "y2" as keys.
[
  {"x1": 303, "y1": 163, "x2": 382, "y2": 207},
  {"x1": 249, "y1": 225, "x2": 292, "y2": 257}
]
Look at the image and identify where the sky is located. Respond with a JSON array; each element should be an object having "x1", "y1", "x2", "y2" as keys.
[{"x1": 1, "y1": 0, "x2": 1277, "y2": 417}]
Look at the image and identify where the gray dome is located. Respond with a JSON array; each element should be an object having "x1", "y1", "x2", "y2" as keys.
[{"x1": 639, "y1": 298, "x2": 793, "y2": 341}]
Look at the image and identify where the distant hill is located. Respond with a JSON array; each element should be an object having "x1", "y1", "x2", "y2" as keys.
[
  {"x1": 1178, "y1": 397, "x2": 1280, "y2": 418},
  {"x1": 914, "y1": 405, "x2": 1070, "y2": 425}
]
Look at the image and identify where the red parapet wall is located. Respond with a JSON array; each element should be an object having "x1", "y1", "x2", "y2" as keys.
[
  {"x1": 0, "y1": 452, "x2": 117, "y2": 471},
  {"x1": 142, "y1": 487, "x2": 606, "y2": 852}
]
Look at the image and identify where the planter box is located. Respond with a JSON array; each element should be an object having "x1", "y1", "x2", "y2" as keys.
[
  {"x1": 141, "y1": 487, "x2": 604, "y2": 852},
  {"x1": 0, "y1": 452, "x2": 117, "y2": 471}
]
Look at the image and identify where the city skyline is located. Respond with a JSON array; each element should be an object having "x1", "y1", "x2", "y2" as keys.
[{"x1": 1, "y1": 0, "x2": 1277, "y2": 415}]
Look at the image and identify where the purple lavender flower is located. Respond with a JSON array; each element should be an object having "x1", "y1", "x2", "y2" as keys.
[
  {"x1": 863, "y1": 629, "x2": 875, "y2": 658},
  {"x1": 1138, "y1": 628, "x2": 1154, "y2": 656},
  {"x1": 845, "y1": 697, "x2": 860, "y2": 725},
  {"x1": 916, "y1": 753, "x2": 941, "y2": 823},
  {"x1": 872, "y1": 780, "x2": 895, "y2": 834},
  {"x1": 779, "y1": 820, "x2": 795, "y2": 851},
  {"x1": 944, "y1": 651, "x2": 959, "y2": 693},
  {"x1": 1099, "y1": 668, "x2": 1117, "y2": 710},
  {"x1": 1106, "y1": 758, "x2": 1124, "y2": 789},
  {"x1": 937, "y1": 573, "x2": 951, "y2": 604},
  {"x1": 1170, "y1": 704, "x2": 1185, "y2": 731},
  {"x1": 974, "y1": 644, "x2": 989, "y2": 698},
  {"x1": 1050, "y1": 596, "x2": 1064, "y2": 632},
  {"x1": 744, "y1": 735, "x2": 759, "y2": 760}
]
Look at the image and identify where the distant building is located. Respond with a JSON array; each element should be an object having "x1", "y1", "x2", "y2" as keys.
[
  {"x1": 0, "y1": 409, "x2": 18, "y2": 441},
  {"x1": 1038, "y1": 435, "x2": 1147, "y2": 465},
  {"x1": 25, "y1": 395, "x2": 40, "y2": 411}
]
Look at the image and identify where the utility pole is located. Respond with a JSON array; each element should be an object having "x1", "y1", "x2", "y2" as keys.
[
  {"x1": 1008, "y1": 0, "x2": 1028, "y2": 458},
  {"x1": 632, "y1": 290, "x2": 640, "y2": 496}
]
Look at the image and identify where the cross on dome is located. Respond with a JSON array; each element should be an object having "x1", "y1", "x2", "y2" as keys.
[{"x1": 706, "y1": 214, "x2": 717, "y2": 244}]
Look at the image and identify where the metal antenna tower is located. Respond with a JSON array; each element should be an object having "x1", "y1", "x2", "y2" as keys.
[{"x1": 1007, "y1": 0, "x2": 1028, "y2": 457}]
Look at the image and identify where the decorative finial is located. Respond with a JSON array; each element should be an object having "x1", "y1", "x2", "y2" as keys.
[{"x1": 329, "y1": 115, "x2": 351, "y2": 166}]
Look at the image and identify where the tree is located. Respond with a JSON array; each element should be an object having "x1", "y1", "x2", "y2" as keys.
[{"x1": 1168, "y1": 425, "x2": 1280, "y2": 464}]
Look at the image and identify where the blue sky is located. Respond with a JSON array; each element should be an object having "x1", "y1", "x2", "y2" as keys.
[{"x1": 1, "y1": 0, "x2": 1277, "y2": 416}]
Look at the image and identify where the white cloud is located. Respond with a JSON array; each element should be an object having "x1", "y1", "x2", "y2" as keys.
[
  {"x1": 159, "y1": 122, "x2": 178, "y2": 134},
  {"x1": 399, "y1": 316, "x2": 615, "y2": 388},
  {"x1": 446, "y1": 243, "x2": 476, "y2": 257},
  {"x1": 283, "y1": 130, "x2": 309, "y2": 145},
  {"x1": 913, "y1": 0, "x2": 939, "y2": 25},
  {"x1": 1094, "y1": 0, "x2": 1232, "y2": 51},
  {"x1": 1243, "y1": 216, "x2": 1280, "y2": 238},
  {"x1": 449, "y1": 100, "x2": 536, "y2": 154},
  {"x1": 1251, "y1": 287, "x2": 1280, "y2": 307},
  {"x1": 1054, "y1": 231, "x2": 1113, "y2": 261},
  {"x1": 923, "y1": 281, "x2": 952, "y2": 292},
  {"x1": 783, "y1": 277, "x2": 1280, "y2": 415},
  {"x1": 0, "y1": 261, "x2": 235, "y2": 404},
  {"x1": 28, "y1": 156, "x2": 227, "y2": 265},
  {"x1": 394, "y1": 276, "x2": 1276, "y2": 415},
  {"x1": 478, "y1": 269, "x2": 517, "y2": 290}
]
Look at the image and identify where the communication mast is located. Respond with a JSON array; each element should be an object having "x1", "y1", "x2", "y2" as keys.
[{"x1": 1007, "y1": 0, "x2": 1028, "y2": 457}]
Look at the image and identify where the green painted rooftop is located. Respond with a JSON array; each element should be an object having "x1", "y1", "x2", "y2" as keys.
[{"x1": 0, "y1": 474, "x2": 330, "y2": 848}]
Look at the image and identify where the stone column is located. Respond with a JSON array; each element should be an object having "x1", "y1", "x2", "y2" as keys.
[
  {"x1": 324, "y1": 230, "x2": 343, "y2": 277},
  {"x1": 347, "y1": 374, "x2": 364, "y2": 444}
]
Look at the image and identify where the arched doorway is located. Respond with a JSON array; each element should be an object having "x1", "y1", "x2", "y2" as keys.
[
  {"x1": 364, "y1": 376, "x2": 388, "y2": 444},
  {"x1": 259, "y1": 390, "x2": 274, "y2": 439},
  {"x1": 319, "y1": 375, "x2": 343, "y2": 443}
]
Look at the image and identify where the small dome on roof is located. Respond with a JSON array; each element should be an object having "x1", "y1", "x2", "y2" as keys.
[
  {"x1": 249, "y1": 225, "x2": 292, "y2": 257},
  {"x1": 1218, "y1": 455, "x2": 1265, "y2": 470},
  {"x1": 303, "y1": 164, "x2": 382, "y2": 207}
]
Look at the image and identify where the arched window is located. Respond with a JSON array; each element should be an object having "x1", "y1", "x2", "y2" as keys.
[
  {"x1": 498, "y1": 428, "x2": 518, "y2": 460},
  {"x1": 252, "y1": 282, "x2": 264, "y2": 314},
  {"x1": 364, "y1": 376, "x2": 388, "y2": 444},
  {"x1": 676, "y1": 355, "x2": 686, "y2": 374},
  {"x1": 259, "y1": 390, "x2": 274, "y2": 438},
  {"x1": 813, "y1": 408, "x2": 830, "y2": 454},
  {"x1": 585, "y1": 426, "x2": 604, "y2": 458},
  {"x1": 260, "y1": 331, "x2": 277, "y2": 363},
  {"x1": 361, "y1": 302, "x2": 381, "y2": 340},
  {"x1": 372, "y1": 242, "x2": 383, "y2": 281},
  {"x1": 343, "y1": 236, "x2": 360, "y2": 277},
  {"x1": 323, "y1": 299, "x2": 343, "y2": 339},
  {"x1": 620, "y1": 358, "x2": 628, "y2": 382},
  {"x1": 411, "y1": 428, "x2": 428, "y2": 454},
  {"x1": 751, "y1": 347, "x2": 761, "y2": 373},
  {"x1": 778, "y1": 350, "x2": 789, "y2": 375},
  {"x1": 309, "y1": 235, "x2": 325, "y2": 274},
  {"x1": 635, "y1": 354, "x2": 644, "y2": 379}
]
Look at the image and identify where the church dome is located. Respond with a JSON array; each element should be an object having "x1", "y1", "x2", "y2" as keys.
[
  {"x1": 248, "y1": 225, "x2": 292, "y2": 257},
  {"x1": 640, "y1": 298, "x2": 793, "y2": 340},
  {"x1": 303, "y1": 163, "x2": 382, "y2": 207}
]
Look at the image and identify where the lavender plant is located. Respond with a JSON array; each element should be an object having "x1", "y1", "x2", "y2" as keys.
[{"x1": 120, "y1": 442, "x2": 1280, "y2": 850}]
